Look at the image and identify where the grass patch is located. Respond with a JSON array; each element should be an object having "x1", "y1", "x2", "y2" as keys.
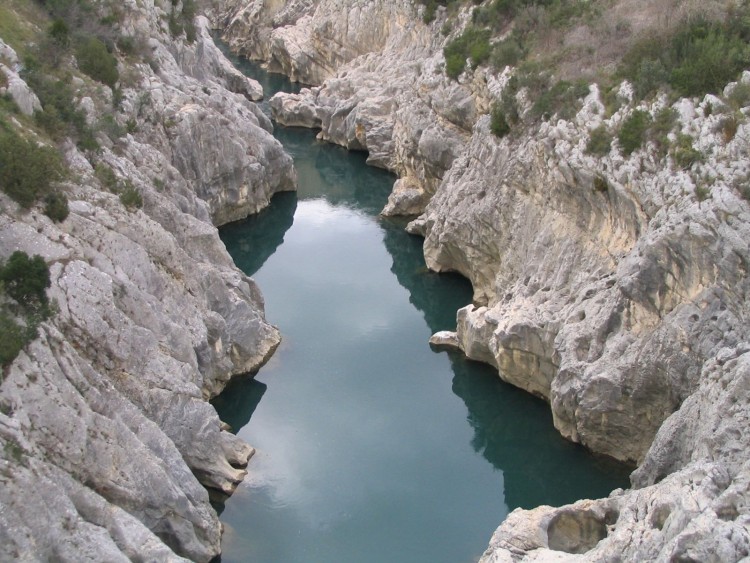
[{"x1": 0, "y1": 0, "x2": 45, "y2": 53}]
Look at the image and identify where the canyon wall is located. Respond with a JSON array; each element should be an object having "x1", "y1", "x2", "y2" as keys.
[
  {"x1": 0, "y1": 2, "x2": 295, "y2": 560},
  {"x1": 214, "y1": 0, "x2": 750, "y2": 559}
]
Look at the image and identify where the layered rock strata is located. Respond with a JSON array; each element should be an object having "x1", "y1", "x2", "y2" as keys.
[
  {"x1": 214, "y1": 0, "x2": 750, "y2": 559},
  {"x1": 0, "y1": 4, "x2": 294, "y2": 561}
]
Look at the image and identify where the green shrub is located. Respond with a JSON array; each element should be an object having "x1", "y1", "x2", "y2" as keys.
[
  {"x1": 530, "y1": 79, "x2": 588, "y2": 120},
  {"x1": 0, "y1": 311, "x2": 27, "y2": 367},
  {"x1": 44, "y1": 191, "x2": 69, "y2": 222},
  {"x1": 75, "y1": 36, "x2": 119, "y2": 88},
  {"x1": 168, "y1": 12, "x2": 184, "y2": 38},
  {"x1": 620, "y1": 14, "x2": 750, "y2": 100},
  {"x1": 490, "y1": 104, "x2": 511, "y2": 137},
  {"x1": 444, "y1": 27, "x2": 491, "y2": 79},
  {"x1": 491, "y1": 37, "x2": 525, "y2": 70},
  {"x1": 116, "y1": 35, "x2": 136, "y2": 56},
  {"x1": 182, "y1": 0, "x2": 197, "y2": 42},
  {"x1": 0, "y1": 130, "x2": 64, "y2": 207},
  {"x1": 445, "y1": 52, "x2": 466, "y2": 80},
  {"x1": 119, "y1": 182, "x2": 143, "y2": 210},
  {"x1": 650, "y1": 107, "x2": 677, "y2": 154},
  {"x1": 22, "y1": 64, "x2": 95, "y2": 146},
  {"x1": 695, "y1": 184, "x2": 711, "y2": 201},
  {"x1": 671, "y1": 134, "x2": 703, "y2": 168},
  {"x1": 586, "y1": 125, "x2": 612, "y2": 155},
  {"x1": 0, "y1": 252, "x2": 50, "y2": 307},
  {"x1": 0, "y1": 251, "x2": 54, "y2": 367},
  {"x1": 617, "y1": 109, "x2": 651, "y2": 155},
  {"x1": 95, "y1": 162, "x2": 118, "y2": 191},
  {"x1": 670, "y1": 24, "x2": 750, "y2": 97},
  {"x1": 632, "y1": 58, "x2": 669, "y2": 99},
  {"x1": 98, "y1": 114, "x2": 124, "y2": 141},
  {"x1": 727, "y1": 82, "x2": 750, "y2": 110}
]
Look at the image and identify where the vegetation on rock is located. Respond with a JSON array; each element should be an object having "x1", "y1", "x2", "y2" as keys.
[
  {"x1": 0, "y1": 126, "x2": 64, "y2": 207},
  {"x1": 0, "y1": 251, "x2": 52, "y2": 368}
]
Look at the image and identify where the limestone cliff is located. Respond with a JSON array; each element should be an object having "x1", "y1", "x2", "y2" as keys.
[
  {"x1": 0, "y1": 2, "x2": 295, "y2": 560},
  {"x1": 214, "y1": 0, "x2": 750, "y2": 559}
]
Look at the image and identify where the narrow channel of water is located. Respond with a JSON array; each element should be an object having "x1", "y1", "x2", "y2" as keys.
[{"x1": 213, "y1": 46, "x2": 630, "y2": 563}]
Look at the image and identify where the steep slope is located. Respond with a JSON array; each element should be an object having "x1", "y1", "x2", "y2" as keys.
[
  {"x1": 0, "y1": 1, "x2": 295, "y2": 560},
  {"x1": 212, "y1": 0, "x2": 750, "y2": 559}
]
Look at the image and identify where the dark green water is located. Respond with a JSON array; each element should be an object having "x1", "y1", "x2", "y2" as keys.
[{"x1": 213, "y1": 51, "x2": 630, "y2": 563}]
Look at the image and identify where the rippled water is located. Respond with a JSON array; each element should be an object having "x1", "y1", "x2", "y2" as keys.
[{"x1": 213, "y1": 46, "x2": 630, "y2": 563}]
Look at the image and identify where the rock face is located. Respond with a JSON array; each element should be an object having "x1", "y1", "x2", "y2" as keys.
[
  {"x1": 213, "y1": 0, "x2": 750, "y2": 560},
  {"x1": 0, "y1": 3, "x2": 295, "y2": 561},
  {"x1": 214, "y1": 0, "x2": 486, "y2": 217}
]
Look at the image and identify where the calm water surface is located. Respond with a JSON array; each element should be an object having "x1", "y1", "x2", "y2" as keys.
[{"x1": 213, "y1": 50, "x2": 630, "y2": 563}]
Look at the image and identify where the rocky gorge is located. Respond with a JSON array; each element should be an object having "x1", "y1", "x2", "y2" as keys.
[
  {"x1": 2, "y1": 0, "x2": 750, "y2": 560},
  {"x1": 0, "y1": 0, "x2": 295, "y2": 559},
  {"x1": 211, "y1": 0, "x2": 750, "y2": 560}
]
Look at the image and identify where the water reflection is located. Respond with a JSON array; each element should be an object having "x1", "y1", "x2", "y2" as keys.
[
  {"x1": 213, "y1": 40, "x2": 631, "y2": 563},
  {"x1": 447, "y1": 352, "x2": 632, "y2": 509},
  {"x1": 274, "y1": 126, "x2": 395, "y2": 215},
  {"x1": 211, "y1": 33, "x2": 302, "y2": 101},
  {"x1": 381, "y1": 217, "x2": 473, "y2": 333},
  {"x1": 220, "y1": 192, "x2": 297, "y2": 277},
  {"x1": 211, "y1": 377, "x2": 268, "y2": 436}
]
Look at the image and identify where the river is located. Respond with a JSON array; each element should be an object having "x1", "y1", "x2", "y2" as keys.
[{"x1": 212, "y1": 46, "x2": 630, "y2": 563}]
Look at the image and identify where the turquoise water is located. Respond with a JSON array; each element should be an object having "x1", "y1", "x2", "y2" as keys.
[{"x1": 213, "y1": 51, "x2": 630, "y2": 563}]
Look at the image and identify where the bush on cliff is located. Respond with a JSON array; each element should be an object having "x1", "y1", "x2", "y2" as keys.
[
  {"x1": 620, "y1": 15, "x2": 750, "y2": 99},
  {"x1": 0, "y1": 251, "x2": 53, "y2": 368},
  {"x1": 0, "y1": 128, "x2": 64, "y2": 208},
  {"x1": 444, "y1": 27, "x2": 491, "y2": 79},
  {"x1": 617, "y1": 109, "x2": 651, "y2": 155},
  {"x1": 74, "y1": 35, "x2": 119, "y2": 88},
  {"x1": 586, "y1": 125, "x2": 612, "y2": 155},
  {"x1": 490, "y1": 103, "x2": 511, "y2": 137},
  {"x1": 0, "y1": 252, "x2": 51, "y2": 308}
]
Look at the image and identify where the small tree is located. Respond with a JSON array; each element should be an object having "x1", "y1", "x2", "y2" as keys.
[
  {"x1": 0, "y1": 252, "x2": 51, "y2": 307},
  {"x1": 44, "y1": 191, "x2": 69, "y2": 222}
]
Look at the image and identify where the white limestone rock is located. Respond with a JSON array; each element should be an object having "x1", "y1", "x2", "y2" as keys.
[{"x1": 0, "y1": 3, "x2": 295, "y2": 561}]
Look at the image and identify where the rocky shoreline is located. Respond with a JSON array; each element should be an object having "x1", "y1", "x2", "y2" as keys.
[
  {"x1": 212, "y1": 0, "x2": 750, "y2": 559},
  {"x1": 0, "y1": 4, "x2": 295, "y2": 560}
]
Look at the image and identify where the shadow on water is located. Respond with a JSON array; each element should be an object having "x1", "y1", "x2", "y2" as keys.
[
  {"x1": 219, "y1": 192, "x2": 297, "y2": 277},
  {"x1": 273, "y1": 125, "x2": 396, "y2": 215},
  {"x1": 381, "y1": 218, "x2": 632, "y2": 506},
  {"x1": 211, "y1": 377, "x2": 268, "y2": 436},
  {"x1": 448, "y1": 352, "x2": 632, "y2": 509},
  {"x1": 210, "y1": 32, "x2": 302, "y2": 101},
  {"x1": 381, "y1": 216, "x2": 474, "y2": 333}
]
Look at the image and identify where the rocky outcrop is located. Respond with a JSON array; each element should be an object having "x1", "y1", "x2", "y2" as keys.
[
  {"x1": 0, "y1": 2, "x2": 295, "y2": 560},
  {"x1": 215, "y1": 0, "x2": 487, "y2": 216},
  {"x1": 214, "y1": 0, "x2": 750, "y2": 560}
]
